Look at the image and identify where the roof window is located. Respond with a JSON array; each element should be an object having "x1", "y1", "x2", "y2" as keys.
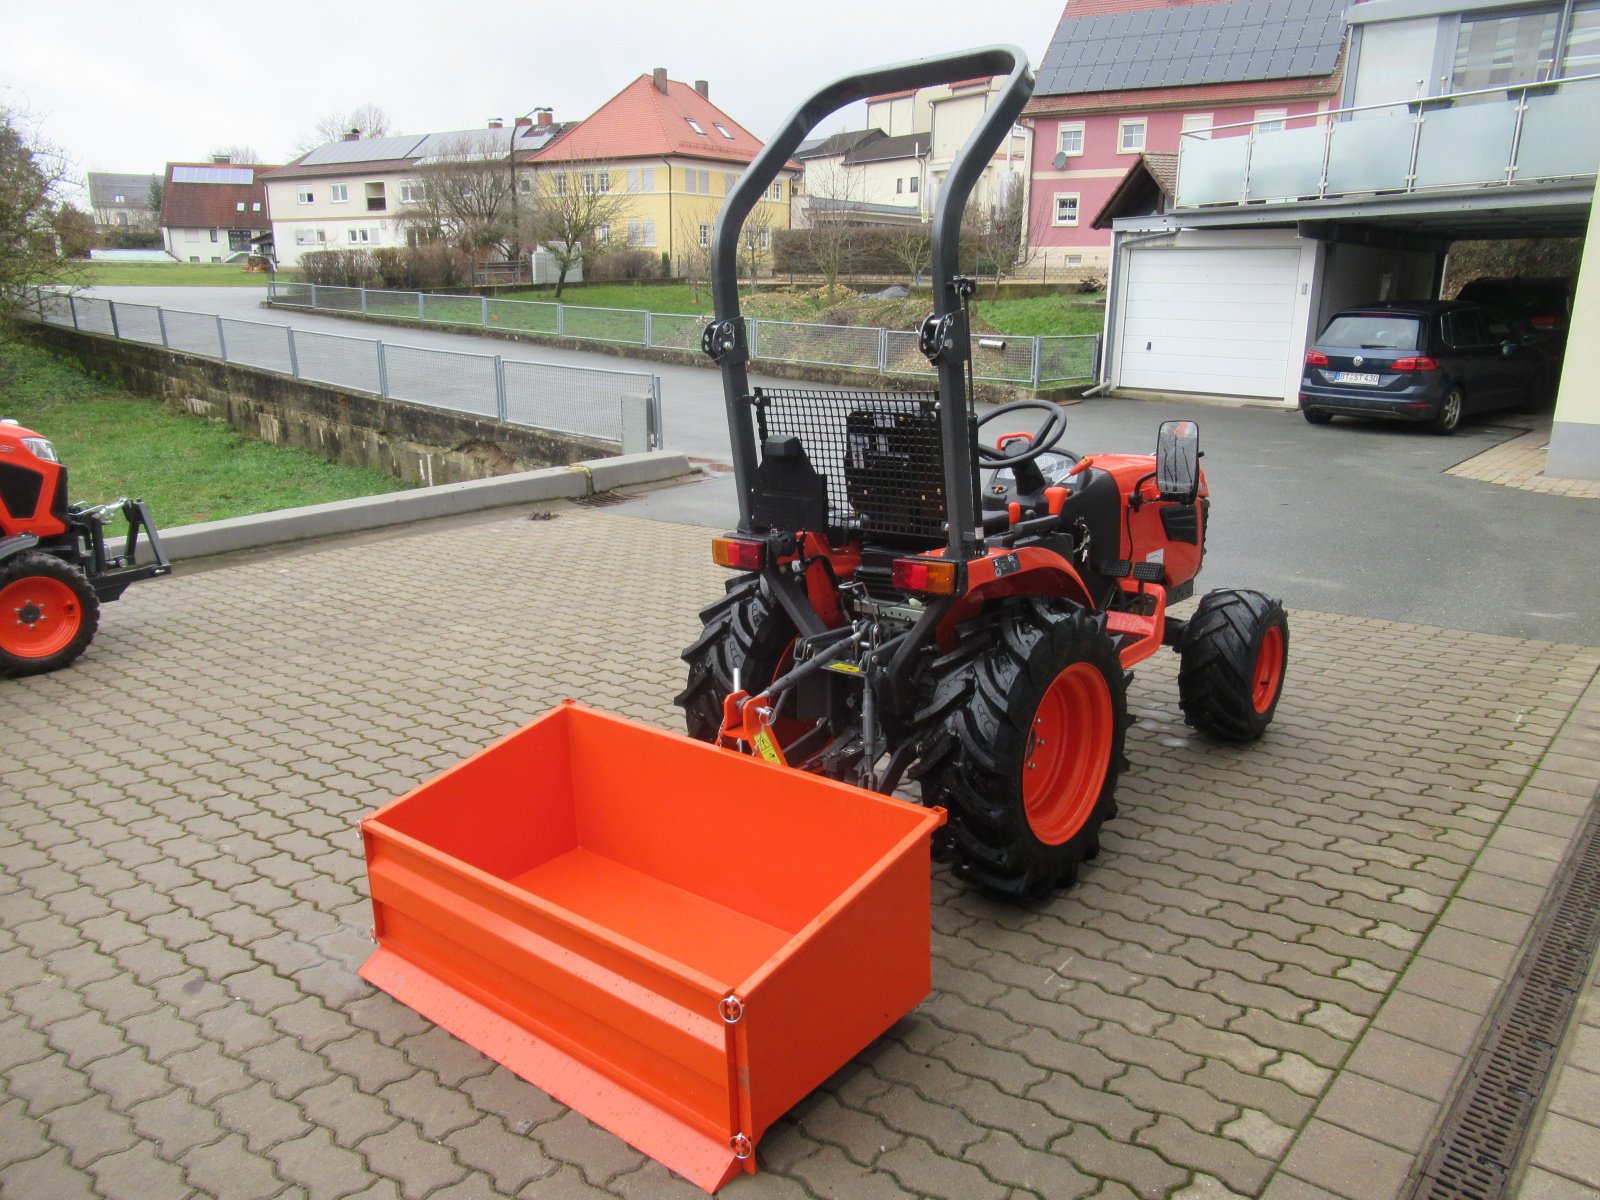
[
  {"x1": 713, "y1": 123, "x2": 734, "y2": 140},
  {"x1": 685, "y1": 117, "x2": 706, "y2": 135}
]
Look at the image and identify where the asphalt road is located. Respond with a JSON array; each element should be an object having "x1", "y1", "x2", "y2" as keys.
[{"x1": 84, "y1": 285, "x2": 1600, "y2": 646}]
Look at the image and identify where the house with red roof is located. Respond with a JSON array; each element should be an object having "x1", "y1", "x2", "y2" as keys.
[
  {"x1": 157, "y1": 160, "x2": 275, "y2": 263},
  {"x1": 528, "y1": 69, "x2": 797, "y2": 268}
]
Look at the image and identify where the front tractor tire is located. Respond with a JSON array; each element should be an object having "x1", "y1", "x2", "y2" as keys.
[
  {"x1": 914, "y1": 599, "x2": 1128, "y2": 902},
  {"x1": 0, "y1": 552, "x2": 100, "y2": 678},
  {"x1": 676, "y1": 572, "x2": 797, "y2": 742},
  {"x1": 1178, "y1": 589, "x2": 1289, "y2": 743}
]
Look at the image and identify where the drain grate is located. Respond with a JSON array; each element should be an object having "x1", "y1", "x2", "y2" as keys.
[
  {"x1": 570, "y1": 491, "x2": 630, "y2": 508},
  {"x1": 1410, "y1": 790, "x2": 1600, "y2": 1200}
]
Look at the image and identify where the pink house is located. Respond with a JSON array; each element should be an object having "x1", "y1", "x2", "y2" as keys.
[{"x1": 1023, "y1": 0, "x2": 1347, "y2": 273}]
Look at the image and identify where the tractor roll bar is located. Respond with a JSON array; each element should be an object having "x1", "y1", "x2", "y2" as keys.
[{"x1": 709, "y1": 46, "x2": 1035, "y2": 559}]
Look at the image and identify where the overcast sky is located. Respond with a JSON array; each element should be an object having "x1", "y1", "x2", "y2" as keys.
[{"x1": 4, "y1": 0, "x2": 1063, "y2": 198}]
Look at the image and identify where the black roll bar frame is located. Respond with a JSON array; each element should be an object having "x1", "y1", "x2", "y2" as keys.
[{"x1": 705, "y1": 46, "x2": 1035, "y2": 562}]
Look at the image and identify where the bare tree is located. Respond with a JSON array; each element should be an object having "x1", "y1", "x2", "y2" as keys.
[
  {"x1": 795, "y1": 159, "x2": 864, "y2": 295},
  {"x1": 207, "y1": 144, "x2": 262, "y2": 165},
  {"x1": 969, "y1": 176, "x2": 1025, "y2": 298},
  {"x1": 886, "y1": 221, "x2": 932, "y2": 289},
  {"x1": 740, "y1": 205, "x2": 777, "y2": 295},
  {"x1": 0, "y1": 105, "x2": 80, "y2": 321},
  {"x1": 297, "y1": 103, "x2": 393, "y2": 153},
  {"x1": 675, "y1": 213, "x2": 712, "y2": 306},
  {"x1": 531, "y1": 163, "x2": 634, "y2": 299},
  {"x1": 401, "y1": 132, "x2": 523, "y2": 259}
]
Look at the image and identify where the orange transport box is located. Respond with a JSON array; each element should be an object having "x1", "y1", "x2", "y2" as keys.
[{"x1": 359, "y1": 700, "x2": 945, "y2": 1192}]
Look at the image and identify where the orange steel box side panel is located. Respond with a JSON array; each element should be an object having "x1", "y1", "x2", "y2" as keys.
[
  {"x1": 734, "y1": 829, "x2": 936, "y2": 1141},
  {"x1": 359, "y1": 701, "x2": 944, "y2": 1194}
]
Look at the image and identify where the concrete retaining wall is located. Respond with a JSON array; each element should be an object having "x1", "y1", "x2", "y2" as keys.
[
  {"x1": 26, "y1": 322, "x2": 618, "y2": 487},
  {"x1": 144, "y1": 450, "x2": 693, "y2": 562}
]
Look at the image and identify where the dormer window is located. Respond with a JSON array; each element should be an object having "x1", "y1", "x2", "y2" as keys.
[
  {"x1": 685, "y1": 117, "x2": 706, "y2": 135},
  {"x1": 713, "y1": 123, "x2": 734, "y2": 140}
]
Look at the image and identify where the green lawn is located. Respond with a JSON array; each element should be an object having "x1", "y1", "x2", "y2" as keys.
[
  {"x1": 501, "y1": 283, "x2": 711, "y2": 314},
  {"x1": 971, "y1": 294, "x2": 1107, "y2": 337},
  {"x1": 72, "y1": 261, "x2": 274, "y2": 288},
  {"x1": 0, "y1": 338, "x2": 408, "y2": 527},
  {"x1": 498, "y1": 282, "x2": 1107, "y2": 337}
]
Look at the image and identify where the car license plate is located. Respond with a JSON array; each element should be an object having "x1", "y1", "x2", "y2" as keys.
[{"x1": 1332, "y1": 371, "x2": 1381, "y2": 385}]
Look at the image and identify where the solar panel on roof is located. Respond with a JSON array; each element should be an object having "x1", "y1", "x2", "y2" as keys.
[
  {"x1": 171, "y1": 166, "x2": 254, "y2": 185},
  {"x1": 1035, "y1": 0, "x2": 1347, "y2": 96},
  {"x1": 298, "y1": 135, "x2": 427, "y2": 165}
]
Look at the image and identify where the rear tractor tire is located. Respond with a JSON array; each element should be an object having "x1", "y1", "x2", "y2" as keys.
[
  {"x1": 676, "y1": 572, "x2": 798, "y2": 743},
  {"x1": 913, "y1": 599, "x2": 1128, "y2": 902},
  {"x1": 0, "y1": 552, "x2": 100, "y2": 679},
  {"x1": 1177, "y1": 589, "x2": 1288, "y2": 743}
]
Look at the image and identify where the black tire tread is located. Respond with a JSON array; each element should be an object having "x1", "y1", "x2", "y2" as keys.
[
  {"x1": 913, "y1": 598, "x2": 1128, "y2": 902},
  {"x1": 1177, "y1": 589, "x2": 1288, "y2": 743},
  {"x1": 0, "y1": 552, "x2": 100, "y2": 679},
  {"x1": 675, "y1": 573, "x2": 791, "y2": 742}
]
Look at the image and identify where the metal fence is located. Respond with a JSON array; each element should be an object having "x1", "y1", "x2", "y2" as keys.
[
  {"x1": 269, "y1": 282, "x2": 1101, "y2": 388},
  {"x1": 28, "y1": 289, "x2": 663, "y2": 449}
]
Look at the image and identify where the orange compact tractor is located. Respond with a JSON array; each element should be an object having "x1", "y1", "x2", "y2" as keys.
[
  {"x1": 677, "y1": 48, "x2": 1288, "y2": 901},
  {"x1": 357, "y1": 46, "x2": 1288, "y2": 1193},
  {"x1": 0, "y1": 419, "x2": 169, "y2": 677}
]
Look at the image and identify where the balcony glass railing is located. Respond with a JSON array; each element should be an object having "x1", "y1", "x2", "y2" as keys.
[{"x1": 1175, "y1": 73, "x2": 1600, "y2": 208}]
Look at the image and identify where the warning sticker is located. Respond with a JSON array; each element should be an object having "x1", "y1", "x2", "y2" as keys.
[{"x1": 752, "y1": 730, "x2": 783, "y2": 764}]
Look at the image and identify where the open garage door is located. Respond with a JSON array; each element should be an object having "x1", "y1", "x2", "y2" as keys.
[{"x1": 1117, "y1": 247, "x2": 1302, "y2": 398}]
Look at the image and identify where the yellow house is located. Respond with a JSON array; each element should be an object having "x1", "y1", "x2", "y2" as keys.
[{"x1": 527, "y1": 69, "x2": 797, "y2": 269}]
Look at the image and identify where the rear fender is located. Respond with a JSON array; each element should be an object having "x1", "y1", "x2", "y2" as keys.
[
  {"x1": 0, "y1": 532, "x2": 41, "y2": 565},
  {"x1": 944, "y1": 547, "x2": 1097, "y2": 643}
]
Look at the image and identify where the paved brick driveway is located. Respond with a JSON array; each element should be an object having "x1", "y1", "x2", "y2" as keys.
[{"x1": 3, "y1": 509, "x2": 1597, "y2": 1199}]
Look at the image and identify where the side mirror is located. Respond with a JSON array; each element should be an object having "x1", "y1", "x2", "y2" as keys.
[
  {"x1": 1156, "y1": 420, "x2": 1201, "y2": 503},
  {"x1": 1501, "y1": 340, "x2": 1519, "y2": 358}
]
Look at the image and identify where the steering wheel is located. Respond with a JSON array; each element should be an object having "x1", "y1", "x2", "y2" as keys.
[{"x1": 976, "y1": 399, "x2": 1074, "y2": 467}]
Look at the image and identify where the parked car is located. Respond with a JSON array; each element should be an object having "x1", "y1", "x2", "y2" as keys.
[
  {"x1": 1455, "y1": 276, "x2": 1572, "y2": 364},
  {"x1": 1299, "y1": 301, "x2": 1547, "y2": 434}
]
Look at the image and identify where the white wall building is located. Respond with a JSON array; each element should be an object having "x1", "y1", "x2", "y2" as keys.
[{"x1": 156, "y1": 162, "x2": 273, "y2": 263}]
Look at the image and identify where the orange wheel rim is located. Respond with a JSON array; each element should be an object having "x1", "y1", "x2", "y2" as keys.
[
  {"x1": 0, "y1": 576, "x2": 82, "y2": 659},
  {"x1": 1252, "y1": 625, "x2": 1285, "y2": 713},
  {"x1": 1023, "y1": 662, "x2": 1113, "y2": 845}
]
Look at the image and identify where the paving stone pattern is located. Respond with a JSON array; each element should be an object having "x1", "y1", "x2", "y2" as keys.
[
  {"x1": 3, "y1": 510, "x2": 1597, "y2": 1200},
  {"x1": 1445, "y1": 420, "x2": 1600, "y2": 499}
]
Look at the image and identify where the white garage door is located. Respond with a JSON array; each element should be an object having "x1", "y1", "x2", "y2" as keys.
[{"x1": 1118, "y1": 247, "x2": 1301, "y2": 399}]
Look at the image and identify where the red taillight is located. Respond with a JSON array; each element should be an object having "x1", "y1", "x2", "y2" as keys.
[
  {"x1": 1531, "y1": 315, "x2": 1562, "y2": 330},
  {"x1": 711, "y1": 536, "x2": 766, "y2": 571},
  {"x1": 1391, "y1": 356, "x2": 1439, "y2": 372},
  {"x1": 1304, "y1": 350, "x2": 1329, "y2": 366},
  {"x1": 891, "y1": 557, "x2": 958, "y2": 596}
]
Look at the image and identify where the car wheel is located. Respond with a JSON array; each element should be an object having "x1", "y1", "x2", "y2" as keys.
[
  {"x1": 1430, "y1": 386, "x2": 1463, "y2": 435},
  {"x1": 1302, "y1": 408, "x2": 1333, "y2": 425}
]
